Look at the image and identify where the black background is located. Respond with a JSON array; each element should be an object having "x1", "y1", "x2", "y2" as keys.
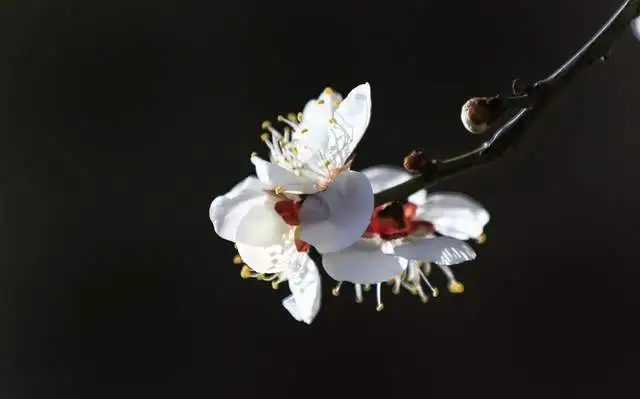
[{"x1": 2, "y1": 0, "x2": 640, "y2": 398}]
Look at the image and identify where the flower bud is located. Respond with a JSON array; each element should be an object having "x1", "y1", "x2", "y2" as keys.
[
  {"x1": 403, "y1": 150, "x2": 427, "y2": 173},
  {"x1": 460, "y1": 96, "x2": 506, "y2": 134}
]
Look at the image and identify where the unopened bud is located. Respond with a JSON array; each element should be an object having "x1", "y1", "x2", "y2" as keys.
[
  {"x1": 403, "y1": 150, "x2": 427, "y2": 173},
  {"x1": 460, "y1": 97, "x2": 504, "y2": 134},
  {"x1": 632, "y1": 16, "x2": 640, "y2": 42}
]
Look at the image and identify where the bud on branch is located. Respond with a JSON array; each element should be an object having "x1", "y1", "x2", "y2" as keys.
[{"x1": 374, "y1": 0, "x2": 640, "y2": 206}]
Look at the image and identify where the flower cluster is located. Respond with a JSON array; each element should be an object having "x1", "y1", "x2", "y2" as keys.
[{"x1": 209, "y1": 84, "x2": 489, "y2": 324}]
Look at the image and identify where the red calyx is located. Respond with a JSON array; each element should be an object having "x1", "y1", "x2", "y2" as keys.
[
  {"x1": 364, "y1": 202, "x2": 434, "y2": 240},
  {"x1": 274, "y1": 199, "x2": 301, "y2": 226}
]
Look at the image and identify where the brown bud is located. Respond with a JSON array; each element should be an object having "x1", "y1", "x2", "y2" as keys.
[
  {"x1": 403, "y1": 150, "x2": 427, "y2": 173},
  {"x1": 460, "y1": 97, "x2": 503, "y2": 134}
]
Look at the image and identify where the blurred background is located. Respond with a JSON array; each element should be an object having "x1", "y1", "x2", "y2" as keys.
[{"x1": 1, "y1": 0, "x2": 639, "y2": 397}]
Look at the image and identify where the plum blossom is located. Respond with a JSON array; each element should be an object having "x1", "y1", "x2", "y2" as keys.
[
  {"x1": 209, "y1": 83, "x2": 376, "y2": 323},
  {"x1": 324, "y1": 166, "x2": 490, "y2": 311},
  {"x1": 209, "y1": 176, "x2": 321, "y2": 324},
  {"x1": 252, "y1": 83, "x2": 374, "y2": 254}
]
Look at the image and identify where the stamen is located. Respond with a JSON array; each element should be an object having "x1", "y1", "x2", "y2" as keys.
[
  {"x1": 363, "y1": 284, "x2": 371, "y2": 292},
  {"x1": 332, "y1": 282, "x2": 342, "y2": 296},
  {"x1": 476, "y1": 233, "x2": 487, "y2": 244},
  {"x1": 260, "y1": 133, "x2": 269, "y2": 142},
  {"x1": 261, "y1": 120, "x2": 272, "y2": 129},
  {"x1": 376, "y1": 283, "x2": 384, "y2": 311},
  {"x1": 297, "y1": 112, "x2": 303, "y2": 122},
  {"x1": 332, "y1": 100, "x2": 340, "y2": 108},
  {"x1": 233, "y1": 255, "x2": 242, "y2": 264},
  {"x1": 417, "y1": 267, "x2": 439, "y2": 297},
  {"x1": 415, "y1": 285, "x2": 429, "y2": 303},
  {"x1": 355, "y1": 284, "x2": 363, "y2": 304},
  {"x1": 250, "y1": 152, "x2": 257, "y2": 158},
  {"x1": 274, "y1": 185, "x2": 283, "y2": 195},
  {"x1": 287, "y1": 113, "x2": 297, "y2": 122},
  {"x1": 317, "y1": 99, "x2": 325, "y2": 104},
  {"x1": 323, "y1": 87, "x2": 333, "y2": 95},
  {"x1": 240, "y1": 265, "x2": 252, "y2": 279},
  {"x1": 439, "y1": 265, "x2": 465, "y2": 294},
  {"x1": 271, "y1": 281, "x2": 279, "y2": 290}
]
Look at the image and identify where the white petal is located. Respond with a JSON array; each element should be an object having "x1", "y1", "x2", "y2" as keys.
[
  {"x1": 282, "y1": 252, "x2": 321, "y2": 324},
  {"x1": 225, "y1": 176, "x2": 267, "y2": 198},
  {"x1": 251, "y1": 155, "x2": 317, "y2": 194},
  {"x1": 361, "y1": 165, "x2": 427, "y2": 205},
  {"x1": 299, "y1": 170, "x2": 374, "y2": 253},
  {"x1": 332, "y1": 83, "x2": 371, "y2": 160},
  {"x1": 416, "y1": 193, "x2": 490, "y2": 240},
  {"x1": 392, "y1": 236, "x2": 476, "y2": 266},
  {"x1": 322, "y1": 239, "x2": 405, "y2": 284},
  {"x1": 235, "y1": 242, "x2": 289, "y2": 274},
  {"x1": 209, "y1": 187, "x2": 289, "y2": 247},
  {"x1": 293, "y1": 89, "x2": 343, "y2": 152}
]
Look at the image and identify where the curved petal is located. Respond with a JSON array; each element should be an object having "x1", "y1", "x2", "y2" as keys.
[
  {"x1": 416, "y1": 193, "x2": 490, "y2": 240},
  {"x1": 251, "y1": 155, "x2": 317, "y2": 194},
  {"x1": 361, "y1": 165, "x2": 427, "y2": 205},
  {"x1": 225, "y1": 176, "x2": 267, "y2": 198},
  {"x1": 235, "y1": 242, "x2": 291, "y2": 274},
  {"x1": 299, "y1": 170, "x2": 374, "y2": 253},
  {"x1": 210, "y1": 189, "x2": 290, "y2": 247},
  {"x1": 282, "y1": 252, "x2": 321, "y2": 324},
  {"x1": 334, "y1": 83, "x2": 371, "y2": 158},
  {"x1": 392, "y1": 236, "x2": 476, "y2": 266},
  {"x1": 294, "y1": 88, "x2": 343, "y2": 149},
  {"x1": 322, "y1": 239, "x2": 405, "y2": 284}
]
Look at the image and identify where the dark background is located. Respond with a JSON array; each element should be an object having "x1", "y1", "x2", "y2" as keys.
[{"x1": 2, "y1": 0, "x2": 640, "y2": 397}]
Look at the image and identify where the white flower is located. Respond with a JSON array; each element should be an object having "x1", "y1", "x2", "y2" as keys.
[
  {"x1": 209, "y1": 176, "x2": 321, "y2": 324},
  {"x1": 209, "y1": 84, "x2": 375, "y2": 322},
  {"x1": 322, "y1": 166, "x2": 490, "y2": 310},
  {"x1": 251, "y1": 83, "x2": 375, "y2": 254}
]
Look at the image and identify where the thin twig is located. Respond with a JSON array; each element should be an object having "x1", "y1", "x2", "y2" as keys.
[{"x1": 374, "y1": 0, "x2": 640, "y2": 206}]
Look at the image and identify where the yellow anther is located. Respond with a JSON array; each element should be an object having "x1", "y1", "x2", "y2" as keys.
[
  {"x1": 256, "y1": 274, "x2": 265, "y2": 281},
  {"x1": 328, "y1": 116, "x2": 336, "y2": 124},
  {"x1": 260, "y1": 133, "x2": 269, "y2": 142},
  {"x1": 432, "y1": 287, "x2": 439, "y2": 298},
  {"x1": 232, "y1": 255, "x2": 242, "y2": 264},
  {"x1": 261, "y1": 120, "x2": 271, "y2": 129},
  {"x1": 323, "y1": 87, "x2": 333, "y2": 95},
  {"x1": 409, "y1": 287, "x2": 418, "y2": 295},
  {"x1": 323, "y1": 159, "x2": 331, "y2": 167},
  {"x1": 420, "y1": 296, "x2": 429, "y2": 304},
  {"x1": 296, "y1": 112, "x2": 303, "y2": 122},
  {"x1": 276, "y1": 115, "x2": 286, "y2": 122},
  {"x1": 317, "y1": 99, "x2": 325, "y2": 104},
  {"x1": 387, "y1": 278, "x2": 395, "y2": 285},
  {"x1": 240, "y1": 265, "x2": 251, "y2": 279},
  {"x1": 274, "y1": 185, "x2": 283, "y2": 195},
  {"x1": 271, "y1": 281, "x2": 279, "y2": 290},
  {"x1": 363, "y1": 284, "x2": 371, "y2": 292},
  {"x1": 332, "y1": 100, "x2": 341, "y2": 108},
  {"x1": 356, "y1": 296, "x2": 363, "y2": 304},
  {"x1": 448, "y1": 281, "x2": 465, "y2": 294},
  {"x1": 300, "y1": 128, "x2": 309, "y2": 134},
  {"x1": 287, "y1": 113, "x2": 297, "y2": 122},
  {"x1": 290, "y1": 146, "x2": 298, "y2": 155},
  {"x1": 376, "y1": 303, "x2": 384, "y2": 312},
  {"x1": 476, "y1": 233, "x2": 487, "y2": 244},
  {"x1": 331, "y1": 287, "x2": 340, "y2": 296},
  {"x1": 392, "y1": 287, "x2": 400, "y2": 295},
  {"x1": 250, "y1": 152, "x2": 258, "y2": 158}
]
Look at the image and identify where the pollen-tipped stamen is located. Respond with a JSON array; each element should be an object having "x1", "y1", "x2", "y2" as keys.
[
  {"x1": 375, "y1": 283, "x2": 384, "y2": 311},
  {"x1": 332, "y1": 282, "x2": 343, "y2": 296}
]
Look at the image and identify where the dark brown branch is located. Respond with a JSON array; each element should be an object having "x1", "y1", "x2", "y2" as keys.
[{"x1": 374, "y1": 0, "x2": 640, "y2": 206}]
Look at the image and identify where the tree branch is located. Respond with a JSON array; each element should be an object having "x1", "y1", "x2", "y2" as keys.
[{"x1": 374, "y1": 0, "x2": 640, "y2": 206}]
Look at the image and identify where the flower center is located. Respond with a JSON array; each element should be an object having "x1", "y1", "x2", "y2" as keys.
[
  {"x1": 364, "y1": 201, "x2": 434, "y2": 240},
  {"x1": 274, "y1": 199, "x2": 310, "y2": 253}
]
